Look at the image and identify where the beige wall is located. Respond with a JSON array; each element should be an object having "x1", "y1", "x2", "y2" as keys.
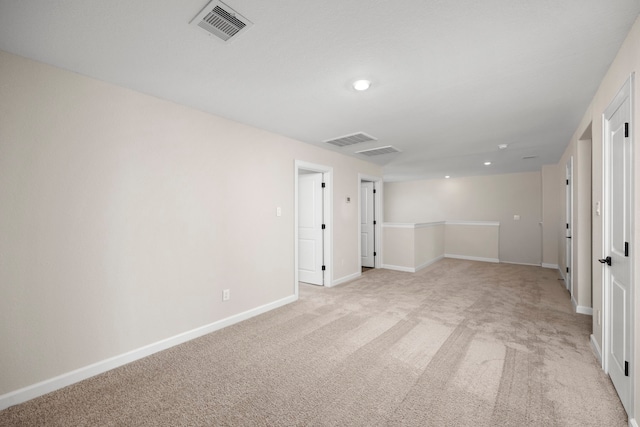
[
  {"x1": 0, "y1": 50, "x2": 381, "y2": 397},
  {"x1": 541, "y1": 164, "x2": 560, "y2": 268},
  {"x1": 445, "y1": 223, "x2": 499, "y2": 262},
  {"x1": 384, "y1": 172, "x2": 542, "y2": 265},
  {"x1": 382, "y1": 223, "x2": 446, "y2": 272},
  {"x1": 576, "y1": 139, "x2": 593, "y2": 309},
  {"x1": 415, "y1": 224, "x2": 445, "y2": 269},
  {"x1": 557, "y1": 15, "x2": 640, "y2": 420},
  {"x1": 383, "y1": 222, "x2": 498, "y2": 271},
  {"x1": 382, "y1": 226, "x2": 416, "y2": 269}
]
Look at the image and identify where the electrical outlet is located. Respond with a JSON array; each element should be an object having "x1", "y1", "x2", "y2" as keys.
[{"x1": 222, "y1": 289, "x2": 230, "y2": 301}]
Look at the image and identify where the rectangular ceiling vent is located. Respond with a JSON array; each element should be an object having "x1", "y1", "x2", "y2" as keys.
[
  {"x1": 324, "y1": 132, "x2": 377, "y2": 147},
  {"x1": 356, "y1": 146, "x2": 401, "y2": 156},
  {"x1": 190, "y1": 1, "x2": 253, "y2": 42}
]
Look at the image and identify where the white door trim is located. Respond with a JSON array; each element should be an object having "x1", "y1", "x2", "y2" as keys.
[
  {"x1": 358, "y1": 174, "x2": 383, "y2": 269},
  {"x1": 601, "y1": 74, "x2": 634, "y2": 418},
  {"x1": 295, "y1": 161, "x2": 333, "y2": 295}
]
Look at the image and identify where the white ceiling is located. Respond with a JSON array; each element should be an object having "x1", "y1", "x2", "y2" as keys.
[{"x1": 1, "y1": 0, "x2": 639, "y2": 181}]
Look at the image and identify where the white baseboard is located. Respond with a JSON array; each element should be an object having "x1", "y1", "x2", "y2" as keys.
[
  {"x1": 542, "y1": 263, "x2": 559, "y2": 269},
  {"x1": 382, "y1": 264, "x2": 415, "y2": 273},
  {"x1": 385, "y1": 255, "x2": 505, "y2": 272},
  {"x1": 0, "y1": 294, "x2": 297, "y2": 411},
  {"x1": 414, "y1": 255, "x2": 444, "y2": 272},
  {"x1": 445, "y1": 254, "x2": 499, "y2": 263},
  {"x1": 576, "y1": 305, "x2": 593, "y2": 316},
  {"x1": 629, "y1": 418, "x2": 638, "y2": 427},
  {"x1": 500, "y1": 261, "x2": 541, "y2": 267},
  {"x1": 570, "y1": 296, "x2": 592, "y2": 315},
  {"x1": 590, "y1": 334, "x2": 603, "y2": 366},
  {"x1": 331, "y1": 271, "x2": 361, "y2": 286}
]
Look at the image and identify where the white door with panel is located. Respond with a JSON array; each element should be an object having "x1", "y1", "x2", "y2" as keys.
[
  {"x1": 298, "y1": 172, "x2": 324, "y2": 285},
  {"x1": 361, "y1": 181, "x2": 375, "y2": 268},
  {"x1": 603, "y1": 77, "x2": 632, "y2": 414},
  {"x1": 565, "y1": 158, "x2": 573, "y2": 294}
]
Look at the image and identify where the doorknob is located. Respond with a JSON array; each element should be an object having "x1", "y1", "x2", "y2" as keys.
[{"x1": 598, "y1": 256, "x2": 612, "y2": 266}]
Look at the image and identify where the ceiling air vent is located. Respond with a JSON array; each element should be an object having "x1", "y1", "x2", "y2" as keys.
[
  {"x1": 324, "y1": 132, "x2": 377, "y2": 147},
  {"x1": 522, "y1": 155, "x2": 538, "y2": 160},
  {"x1": 190, "y1": 1, "x2": 253, "y2": 42},
  {"x1": 356, "y1": 146, "x2": 401, "y2": 156}
]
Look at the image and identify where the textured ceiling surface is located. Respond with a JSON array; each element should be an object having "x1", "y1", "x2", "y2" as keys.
[{"x1": 1, "y1": 0, "x2": 639, "y2": 181}]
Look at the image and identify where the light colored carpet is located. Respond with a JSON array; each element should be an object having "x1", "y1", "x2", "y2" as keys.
[{"x1": 0, "y1": 259, "x2": 627, "y2": 426}]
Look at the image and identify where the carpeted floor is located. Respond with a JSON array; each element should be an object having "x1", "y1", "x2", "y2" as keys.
[{"x1": 0, "y1": 259, "x2": 627, "y2": 426}]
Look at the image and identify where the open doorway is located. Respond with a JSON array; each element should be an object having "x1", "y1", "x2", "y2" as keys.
[
  {"x1": 295, "y1": 161, "x2": 333, "y2": 294},
  {"x1": 359, "y1": 174, "x2": 383, "y2": 273}
]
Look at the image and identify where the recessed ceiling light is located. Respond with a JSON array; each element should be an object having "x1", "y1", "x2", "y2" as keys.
[
  {"x1": 445, "y1": 175, "x2": 450, "y2": 179},
  {"x1": 498, "y1": 144, "x2": 508, "y2": 150},
  {"x1": 484, "y1": 161, "x2": 492, "y2": 166},
  {"x1": 353, "y1": 79, "x2": 371, "y2": 91}
]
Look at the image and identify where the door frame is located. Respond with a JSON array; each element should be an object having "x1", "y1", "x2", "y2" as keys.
[
  {"x1": 601, "y1": 74, "x2": 634, "y2": 417},
  {"x1": 295, "y1": 161, "x2": 333, "y2": 296},
  {"x1": 358, "y1": 174, "x2": 383, "y2": 270}
]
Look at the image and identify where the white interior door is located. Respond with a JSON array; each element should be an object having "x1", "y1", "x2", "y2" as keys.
[
  {"x1": 298, "y1": 172, "x2": 324, "y2": 285},
  {"x1": 603, "y1": 77, "x2": 632, "y2": 414},
  {"x1": 565, "y1": 158, "x2": 573, "y2": 294},
  {"x1": 361, "y1": 181, "x2": 375, "y2": 268}
]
